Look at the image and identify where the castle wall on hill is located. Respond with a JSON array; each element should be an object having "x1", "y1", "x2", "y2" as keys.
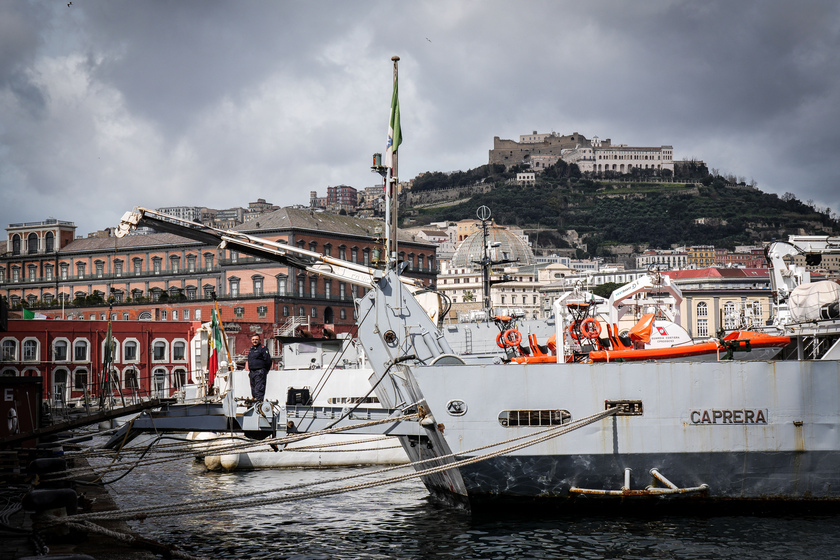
[{"x1": 489, "y1": 133, "x2": 598, "y2": 167}]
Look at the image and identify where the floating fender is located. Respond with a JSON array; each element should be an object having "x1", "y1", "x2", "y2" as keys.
[
  {"x1": 22, "y1": 488, "x2": 78, "y2": 514},
  {"x1": 28, "y1": 457, "x2": 67, "y2": 476},
  {"x1": 220, "y1": 454, "x2": 240, "y2": 472},
  {"x1": 204, "y1": 454, "x2": 222, "y2": 472}
]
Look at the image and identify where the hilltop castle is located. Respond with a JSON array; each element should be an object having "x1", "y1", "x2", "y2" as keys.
[{"x1": 489, "y1": 131, "x2": 674, "y2": 175}]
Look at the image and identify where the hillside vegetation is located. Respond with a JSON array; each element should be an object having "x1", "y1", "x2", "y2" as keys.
[{"x1": 404, "y1": 161, "x2": 839, "y2": 258}]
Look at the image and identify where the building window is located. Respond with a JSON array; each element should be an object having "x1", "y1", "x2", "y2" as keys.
[
  {"x1": 11, "y1": 234, "x2": 20, "y2": 255},
  {"x1": 183, "y1": 309, "x2": 190, "y2": 320},
  {"x1": 187, "y1": 255, "x2": 196, "y2": 272},
  {"x1": 153, "y1": 341, "x2": 167, "y2": 361},
  {"x1": 124, "y1": 367, "x2": 139, "y2": 390},
  {"x1": 27, "y1": 233, "x2": 39, "y2": 254},
  {"x1": 339, "y1": 282, "x2": 346, "y2": 299},
  {"x1": 311, "y1": 307, "x2": 317, "y2": 318},
  {"x1": 340, "y1": 308, "x2": 347, "y2": 320},
  {"x1": 324, "y1": 281, "x2": 331, "y2": 299},
  {"x1": 74, "y1": 368, "x2": 88, "y2": 391},
  {"x1": 173, "y1": 368, "x2": 187, "y2": 389},
  {"x1": 95, "y1": 261, "x2": 104, "y2": 277},
  {"x1": 153, "y1": 368, "x2": 167, "y2": 397},
  {"x1": 45, "y1": 232, "x2": 55, "y2": 252},
  {"x1": 697, "y1": 319, "x2": 709, "y2": 338},
  {"x1": 153, "y1": 258, "x2": 161, "y2": 274},
  {"x1": 134, "y1": 259, "x2": 143, "y2": 275},
  {"x1": 73, "y1": 340, "x2": 89, "y2": 362},
  {"x1": 283, "y1": 306, "x2": 289, "y2": 317},
  {"x1": 351, "y1": 248, "x2": 358, "y2": 263},
  {"x1": 53, "y1": 340, "x2": 68, "y2": 361},
  {"x1": 723, "y1": 302, "x2": 737, "y2": 330},
  {"x1": 172, "y1": 310, "x2": 178, "y2": 320},
  {"x1": 28, "y1": 265, "x2": 37, "y2": 281},
  {"x1": 204, "y1": 253, "x2": 214, "y2": 270},
  {"x1": 277, "y1": 277, "x2": 287, "y2": 294},
  {"x1": 2, "y1": 340, "x2": 18, "y2": 361},
  {"x1": 161, "y1": 310, "x2": 168, "y2": 320},
  {"x1": 186, "y1": 287, "x2": 197, "y2": 300},
  {"x1": 363, "y1": 249, "x2": 370, "y2": 266},
  {"x1": 338, "y1": 246, "x2": 346, "y2": 260},
  {"x1": 173, "y1": 341, "x2": 186, "y2": 361},
  {"x1": 229, "y1": 278, "x2": 240, "y2": 297},
  {"x1": 122, "y1": 312, "x2": 129, "y2": 320},
  {"x1": 114, "y1": 261, "x2": 123, "y2": 276},
  {"x1": 257, "y1": 305, "x2": 267, "y2": 318},
  {"x1": 254, "y1": 276, "x2": 264, "y2": 296},
  {"x1": 170, "y1": 257, "x2": 179, "y2": 273},
  {"x1": 23, "y1": 340, "x2": 38, "y2": 361},
  {"x1": 696, "y1": 302, "x2": 708, "y2": 317},
  {"x1": 323, "y1": 244, "x2": 332, "y2": 257},
  {"x1": 298, "y1": 278, "x2": 305, "y2": 297},
  {"x1": 76, "y1": 262, "x2": 86, "y2": 278},
  {"x1": 234, "y1": 306, "x2": 244, "y2": 318},
  {"x1": 298, "y1": 307, "x2": 305, "y2": 317},
  {"x1": 310, "y1": 278, "x2": 317, "y2": 298},
  {"x1": 309, "y1": 241, "x2": 317, "y2": 252}
]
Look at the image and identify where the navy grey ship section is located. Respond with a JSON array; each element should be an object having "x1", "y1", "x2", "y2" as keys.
[{"x1": 409, "y1": 359, "x2": 840, "y2": 502}]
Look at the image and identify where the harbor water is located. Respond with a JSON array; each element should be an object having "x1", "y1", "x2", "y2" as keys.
[{"x1": 93, "y1": 443, "x2": 840, "y2": 560}]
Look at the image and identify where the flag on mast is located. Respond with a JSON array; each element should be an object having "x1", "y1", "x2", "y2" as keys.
[
  {"x1": 208, "y1": 304, "x2": 225, "y2": 388},
  {"x1": 384, "y1": 73, "x2": 402, "y2": 169}
]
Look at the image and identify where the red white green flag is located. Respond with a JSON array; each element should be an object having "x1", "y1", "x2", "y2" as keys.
[{"x1": 207, "y1": 305, "x2": 224, "y2": 388}]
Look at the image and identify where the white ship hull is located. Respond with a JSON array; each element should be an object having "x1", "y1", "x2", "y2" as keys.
[{"x1": 386, "y1": 358, "x2": 840, "y2": 506}]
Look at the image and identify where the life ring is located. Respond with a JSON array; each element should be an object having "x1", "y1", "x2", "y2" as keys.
[
  {"x1": 581, "y1": 318, "x2": 601, "y2": 339},
  {"x1": 496, "y1": 332, "x2": 506, "y2": 349},
  {"x1": 568, "y1": 322, "x2": 580, "y2": 341},
  {"x1": 502, "y1": 328, "x2": 522, "y2": 348}
]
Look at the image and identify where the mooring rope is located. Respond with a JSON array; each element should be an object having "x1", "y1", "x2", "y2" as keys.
[
  {"x1": 54, "y1": 413, "x2": 420, "y2": 481},
  {"x1": 63, "y1": 407, "x2": 618, "y2": 522}
]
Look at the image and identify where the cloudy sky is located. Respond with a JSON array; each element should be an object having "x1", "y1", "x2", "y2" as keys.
[{"x1": 2, "y1": 1, "x2": 839, "y2": 236}]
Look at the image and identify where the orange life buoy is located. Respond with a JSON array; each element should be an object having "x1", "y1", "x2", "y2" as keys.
[
  {"x1": 581, "y1": 318, "x2": 601, "y2": 339},
  {"x1": 568, "y1": 322, "x2": 580, "y2": 341},
  {"x1": 496, "y1": 332, "x2": 506, "y2": 349},
  {"x1": 502, "y1": 328, "x2": 522, "y2": 347}
]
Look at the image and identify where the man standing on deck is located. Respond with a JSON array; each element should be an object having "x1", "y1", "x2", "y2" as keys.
[{"x1": 247, "y1": 334, "x2": 272, "y2": 401}]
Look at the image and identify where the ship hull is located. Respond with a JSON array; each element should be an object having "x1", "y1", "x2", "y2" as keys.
[{"x1": 399, "y1": 359, "x2": 840, "y2": 506}]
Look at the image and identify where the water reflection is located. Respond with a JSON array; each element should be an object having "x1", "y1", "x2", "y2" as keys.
[{"x1": 102, "y1": 455, "x2": 840, "y2": 560}]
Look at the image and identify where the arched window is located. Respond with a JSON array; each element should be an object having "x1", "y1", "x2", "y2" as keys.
[
  {"x1": 124, "y1": 367, "x2": 139, "y2": 391},
  {"x1": 173, "y1": 341, "x2": 186, "y2": 361},
  {"x1": 153, "y1": 367, "x2": 168, "y2": 398},
  {"x1": 73, "y1": 339, "x2": 89, "y2": 362},
  {"x1": 53, "y1": 368, "x2": 69, "y2": 405},
  {"x1": 45, "y1": 232, "x2": 55, "y2": 252},
  {"x1": 11, "y1": 234, "x2": 21, "y2": 255},
  {"x1": 152, "y1": 340, "x2": 168, "y2": 362},
  {"x1": 696, "y1": 302, "x2": 708, "y2": 317},
  {"x1": 28, "y1": 233, "x2": 39, "y2": 254},
  {"x1": 1, "y1": 339, "x2": 18, "y2": 362},
  {"x1": 73, "y1": 368, "x2": 89, "y2": 391},
  {"x1": 53, "y1": 339, "x2": 69, "y2": 362},
  {"x1": 138, "y1": 311, "x2": 153, "y2": 321},
  {"x1": 173, "y1": 367, "x2": 188, "y2": 389},
  {"x1": 23, "y1": 340, "x2": 39, "y2": 362}
]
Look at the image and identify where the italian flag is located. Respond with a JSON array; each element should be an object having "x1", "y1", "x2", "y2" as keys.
[
  {"x1": 22, "y1": 309, "x2": 47, "y2": 319},
  {"x1": 384, "y1": 74, "x2": 402, "y2": 169},
  {"x1": 207, "y1": 306, "x2": 224, "y2": 387}
]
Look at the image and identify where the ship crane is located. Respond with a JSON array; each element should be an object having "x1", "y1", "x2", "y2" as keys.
[{"x1": 116, "y1": 207, "x2": 445, "y2": 324}]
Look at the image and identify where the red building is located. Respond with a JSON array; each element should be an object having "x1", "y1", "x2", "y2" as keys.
[{"x1": 1, "y1": 319, "x2": 200, "y2": 406}]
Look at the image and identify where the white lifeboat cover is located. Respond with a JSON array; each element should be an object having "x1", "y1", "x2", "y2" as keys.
[
  {"x1": 646, "y1": 320, "x2": 694, "y2": 348},
  {"x1": 788, "y1": 281, "x2": 840, "y2": 322}
]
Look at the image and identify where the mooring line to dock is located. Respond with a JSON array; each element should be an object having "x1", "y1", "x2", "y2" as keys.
[
  {"x1": 56, "y1": 413, "x2": 422, "y2": 481},
  {"x1": 64, "y1": 520, "x2": 202, "y2": 560},
  {"x1": 61, "y1": 407, "x2": 619, "y2": 522}
]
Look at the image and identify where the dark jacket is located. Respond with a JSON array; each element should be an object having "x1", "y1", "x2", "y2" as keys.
[{"x1": 247, "y1": 344, "x2": 272, "y2": 372}]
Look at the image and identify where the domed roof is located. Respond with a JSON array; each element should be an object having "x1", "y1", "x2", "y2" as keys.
[{"x1": 451, "y1": 225, "x2": 536, "y2": 269}]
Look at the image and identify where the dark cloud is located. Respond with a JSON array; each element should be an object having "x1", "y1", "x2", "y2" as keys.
[{"x1": 1, "y1": 0, "x2": 838, "y2": 236}]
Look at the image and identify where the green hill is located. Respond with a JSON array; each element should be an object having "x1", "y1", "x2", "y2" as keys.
[{"x1": 403, "y1": 162, "x2": 839, "y2": 258}]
